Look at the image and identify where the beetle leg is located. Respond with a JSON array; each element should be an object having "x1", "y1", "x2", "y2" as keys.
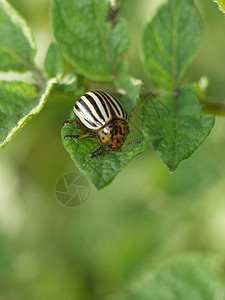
[
  {"x1": 64, "y1": 133, "x2": 95, "y2": 139},
  {"x1": 63, "y1": 120, "x2": 75, "y2": 126},
  {"x1": 123, "y1": 141, "x2": 142, "y2": 147},
  {"x1": 63, "y1": 120, "x2": 81, "y2": 129},
  {"x1": 90, "y1": 146, "x2": 102, "y2": 158},
  {"x1": 91, "y1": 147, "x2": 122, "y2": 158},
  {"x1": 90, "y1": 136, "x2": 104, "y2": 158},
  {"x1": 63, "y1": 120, "x2": 94, "y2": 133}
]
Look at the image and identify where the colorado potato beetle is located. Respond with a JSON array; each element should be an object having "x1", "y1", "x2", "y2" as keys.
[{"x1": 64, "y1": 90, "x2": 141, "y2": 158}]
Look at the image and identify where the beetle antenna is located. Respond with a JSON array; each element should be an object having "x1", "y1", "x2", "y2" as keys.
[{"x1": 123, "y1": 141, "x2": 142, "y2": 147}]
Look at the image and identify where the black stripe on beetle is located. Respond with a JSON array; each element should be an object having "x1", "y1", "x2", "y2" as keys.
[
  {"x1": 100, "y1": 91, "x2": 120, "y2": 116},
  {"x1": 92, "y1": 91, "x2": 110, "y2": 119},
  {"x1": 85, "y1": 94, "x2": 106, "y2": 123},
  {"x1": 79, "y1": 98, "x2": 102, "y2": 126}
]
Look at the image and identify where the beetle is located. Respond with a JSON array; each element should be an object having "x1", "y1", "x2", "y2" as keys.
[{"x1": 64, "y1": 90, "x2": 141, "y2": 158}]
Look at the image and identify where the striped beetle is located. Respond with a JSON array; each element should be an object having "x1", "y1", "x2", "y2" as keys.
[{"x1": 64, "y1": 90, "x2": 141, "y2": 158}]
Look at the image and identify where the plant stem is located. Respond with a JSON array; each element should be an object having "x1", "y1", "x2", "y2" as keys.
[
  {"x1": 200, "y1": 99, "x2": 225, "y2": 116},
  {"x1": 30, "y1": 65, "x2": 47, "y2": 89},
  {"x1": 110, "y1": 0, "x2": 120, "y2": 10},
  {"x1": 106, "y1": 0, "x2": 120, "y2": 28}
]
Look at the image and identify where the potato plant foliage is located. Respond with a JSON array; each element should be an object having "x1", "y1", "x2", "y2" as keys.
[
  {"x1": 1, "y1": 0, "x2": 225, "y2": 298},
  {"x1": 0, "y1": 0, "x2": 219, "y2": 190}
]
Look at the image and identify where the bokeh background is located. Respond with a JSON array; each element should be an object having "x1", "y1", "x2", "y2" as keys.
[{"x1": 1, "y1": 0, "x2": 225, "y2": 299}]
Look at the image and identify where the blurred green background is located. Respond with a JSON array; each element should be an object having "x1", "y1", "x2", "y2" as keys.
[{"x1": 1, "y1": 0, "x2": 225, "y2": 299}]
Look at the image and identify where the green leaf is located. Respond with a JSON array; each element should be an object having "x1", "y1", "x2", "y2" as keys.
[
  {"x1": 62, "y1": 124, "x2": 149, "y2": 189},
  {"x1": 0, "y1": 0, "x2": 36, "y2": 72},
  {"x1": 142, "y1": 85, "x2": 215, "y2": 172},
  {"x1": 213, "y1": 0, "x2": 225, "y2": 13},
  {"x1": 114, "y1": 254, "x2": 225, "y2": 300},
  {"x1": 44, "y1": 42, "x2": 65, "y2": 80},
  {"x1": 141, "y1": 0, "x2": 202, "y2": 91},
  {"x1": 0, "y1": 79, "x2": 55, "y2": 151},
  {"x1": 55, "y1": 71, "x2": 78, "y2": 92},
  {"x1": 51, "y1": 0, "x2": 129, "y2": 81},
  {"x1": 116, "y1": 76, "x2": 142, "y2": 117}
]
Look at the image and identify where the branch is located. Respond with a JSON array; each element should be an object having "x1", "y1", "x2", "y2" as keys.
[
  {"x1": 106, "y1": 0, "x2": 120, "y2": 27},
  {"x1": 200, "y1": 98, "x2": 225, "y2": 116}
]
